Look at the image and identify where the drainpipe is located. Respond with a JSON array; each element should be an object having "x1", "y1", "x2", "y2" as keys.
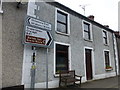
[{"x1": 112, "y1": 33, "x2": 118, "y2": 76}]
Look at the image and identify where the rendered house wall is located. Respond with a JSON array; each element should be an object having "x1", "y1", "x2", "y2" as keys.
[
  {"x1": 1, "y1": 2, "x2": 117, "y2": 88},
  {"x1": 22, "y1": 2, "x2": 117, "y2": 88},
  {"x1": 2, "y1": 2, "x2": 27, "y2": 88}
]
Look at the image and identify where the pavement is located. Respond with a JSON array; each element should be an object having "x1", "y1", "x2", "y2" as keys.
[
  {"x1": 81, "y1": 76, "x2": 119, "y2": 88},
  {"x1": 49, "y1": 76, "x2": 119, "y2": 89}
]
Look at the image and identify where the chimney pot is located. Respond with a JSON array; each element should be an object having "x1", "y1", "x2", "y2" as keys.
[
  {"x1": 88, "y1": 15, "x2": 94, "y2": 20},
  {"x1": 104, "y1": 25, "x2": 109, "y2": 28}
]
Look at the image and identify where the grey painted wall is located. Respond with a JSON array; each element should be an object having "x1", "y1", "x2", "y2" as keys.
[
  {"x1": 1, "y1": 2, "x2": 116, "y2": 88},
  {"x1": 28, "y1": 2, "x2": 116, "y2": 83},
  {"x1": 0, "y1": 13, "x2": 2, "y2": 88},
  {"x1": 2, "y1": 2, "x2": 27, "y2": 87}
]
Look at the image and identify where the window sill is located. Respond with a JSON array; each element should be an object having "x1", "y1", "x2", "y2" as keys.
[
  {"x1": 54, "y1": 74, "x2": 59, "y2": 78},
  {"x1": 56, "y1": 31, "x2": 70, "y2": 36},
  {"x1": 105, "y1": 68, "x2": 113, "y2": 71},
  {"x1": 0, "y1": 10, "x2": 3, "y2": 14},
  {"x1": 104, "y1": 44, "x2": 109, "y2": 46},
  {"x1": 84, "y1": 39, "x2": 93, "y2": 42}
]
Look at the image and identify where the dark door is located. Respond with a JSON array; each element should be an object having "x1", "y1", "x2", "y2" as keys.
[{"x1": 85, "y1": 49, "x2": 93, "y2": 80}]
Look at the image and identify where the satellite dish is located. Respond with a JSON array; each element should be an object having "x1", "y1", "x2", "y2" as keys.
[{"x1": 16, "y1": 0, "x2": 28, "y2": 4}]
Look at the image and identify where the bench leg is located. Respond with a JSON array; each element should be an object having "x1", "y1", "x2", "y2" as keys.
[
  {"x1": 65, "y1": 82, "x2": 67, "y2": 87},
  {"x1": 59, "y1": 82, "x2": 61, "y2": 87},
  {"x1": 79, "y1": 79, "x2": 81, "y2": 87},
  {"x1": 74, "y1": 82, "x2": 75, "y2": 86}
]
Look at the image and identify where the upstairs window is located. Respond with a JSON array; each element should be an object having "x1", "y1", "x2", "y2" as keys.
[
  {"x1": 56, "y1": 9, "x2": 69, "y2": 35},
  {"x1": 83, "y1": 21, "x2": 92, "y2": 41},
  {"x1": 84, "y1": 22, "x2": 90, "y2": 40},
  {"x1": 103, "y1": 30, "x2": 108, "y2": 45}
]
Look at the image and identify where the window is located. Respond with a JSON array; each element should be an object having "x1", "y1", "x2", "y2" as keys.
[
  {"x1": 103, "y1": 30, "x2": 108, "y2": 45},
  {"x1": 0, "y1": 0, "x2": 3, "y2": 13},
  {"x1": 56, "y1": 9, "x2": 69, "y2": 34},
  {"x1": 55, "y1": 44, "x2": 69, "y2": 74},
  {"x1": 83, "y1": 21, "x2": 92, "y2": 40},
  {"x1": 104, "y1": 51, "x2": 110, "y2": 67}
]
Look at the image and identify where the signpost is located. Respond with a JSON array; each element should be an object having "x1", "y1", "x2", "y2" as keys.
[
  {"x1": 24, "y1": 16, "x2": 53, "y2": 48},
  {"x1": 23, "y1": 16, "x2": 53, "y2": 90},
  {"x1": 25, "y1": 26, "x2": 52, "y2": 46},
  {"x1": 27, "y1": 17, "x2": 52, "y2": 31},
  {"x1": 30, "y1": 46, "x2": 36, "y2": 90}
]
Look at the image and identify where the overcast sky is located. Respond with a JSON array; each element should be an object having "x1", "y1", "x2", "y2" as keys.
[{"x1": 55, "y1": 0, "x2": 119, "y2": 31}]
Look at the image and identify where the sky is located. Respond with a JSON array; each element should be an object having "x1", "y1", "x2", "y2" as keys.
[{"x1": 55, "y1": 0, "x2": 119, "y2": 31}]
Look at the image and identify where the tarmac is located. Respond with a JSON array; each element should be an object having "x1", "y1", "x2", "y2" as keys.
[
  {"x1": 81, "y1": 76, "x2": 119, "y2": 88},
  {"x1": 49, "y1": 76, "x2": 120, "y2": 89}
]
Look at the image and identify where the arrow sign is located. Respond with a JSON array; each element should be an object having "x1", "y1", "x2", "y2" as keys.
[
  {"x1": 25, "y1": 26, "x2": 53, "y2": 47},
  {"x1": 27, "y1": 17, "x2": 52, "y2": 31}
]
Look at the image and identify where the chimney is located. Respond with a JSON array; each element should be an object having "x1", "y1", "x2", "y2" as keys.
[
  {"x1": 104, "y1": 25, "x2": 109, "y2": 28},
  {"x1": 88, "y1": 15, "x2": 94, "y2": 21}
]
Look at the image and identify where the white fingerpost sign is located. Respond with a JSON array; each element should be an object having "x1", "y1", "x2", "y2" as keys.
[{"x1": 23, "y1": 16, "x2": 53, "y2": 48}]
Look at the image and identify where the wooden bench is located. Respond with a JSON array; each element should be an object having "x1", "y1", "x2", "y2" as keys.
[{"x1": 59, "y1": 70, "x2": 82, "y2": 87}]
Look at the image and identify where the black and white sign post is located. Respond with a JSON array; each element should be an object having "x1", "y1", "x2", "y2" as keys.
[
  {"x1": 30, "y1": 46, "x2": 36, "y2": 90},
  {"x1": 23, "y1": 16, "x2": 53, "y2": 90}
]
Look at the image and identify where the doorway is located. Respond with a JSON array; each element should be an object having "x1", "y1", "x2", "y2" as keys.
[{"x1": 85, "y1": 48, "x2": 93, "y2": 80}]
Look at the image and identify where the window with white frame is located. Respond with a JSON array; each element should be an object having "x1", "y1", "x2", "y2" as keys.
[
  {"x1": 83, "y1": 21, "x2": 92, "y2": 40},
  {"x1": 55, "y1": 44, "x2": 69, "y2": 74},
  {"x1": 104, "y1": 51, "x2": 110, "y2": 67},
  {"x1": 56, "y1": 9, "x2": 69, "y2": 34},
  {"x1": 103, "y1": 30, "x2": 108, "y2": 45},
  {"x1": 0, "y1": 0, "x2": 2, "y2": 12}
]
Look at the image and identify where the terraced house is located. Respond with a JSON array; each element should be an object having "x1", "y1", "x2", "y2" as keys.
[{"x1": 1, "y1": 0, "x2": 119, "y2": 89}]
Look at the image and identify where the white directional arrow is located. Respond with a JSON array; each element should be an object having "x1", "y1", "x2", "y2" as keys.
[
  {"x1": 25, "y1": 26, "x2": 53, "y2": 46},
  {"x1": 27, "y1": 17, "x2": 51, "y2": 31}
]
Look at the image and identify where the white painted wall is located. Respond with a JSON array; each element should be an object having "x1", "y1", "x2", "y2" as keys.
[{"x1": 22, "y1": 45, "x2": 32, "y2": 85}]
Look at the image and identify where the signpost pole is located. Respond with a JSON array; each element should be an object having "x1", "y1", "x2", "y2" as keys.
[
  {"x1": 46, "y1": 48, "x2": 49, "y2": 90},
  {"x1": 30, "y1": 46, "x2": 36, "y2": 90},
  {"x1": 24, "y1": 16, "x2": 53, "y2": 89}
]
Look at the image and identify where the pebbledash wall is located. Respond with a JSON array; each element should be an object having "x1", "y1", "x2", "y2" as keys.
[
  {"x1": 0, "y1": 1, "x2": 2, "y2": 89},
  {"x1": 22, "y1": 1, "x2": 118, "y2": 88},
  {"x1": 2, "y1": 1, "x2": 119, "y2": 88},
  {"x1": 2, "y1": 2, "x2": 27, "y2": 88}
]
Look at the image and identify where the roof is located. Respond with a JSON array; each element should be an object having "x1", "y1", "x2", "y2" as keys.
[{"x1": 47, "y1": 2, "x2": 114, "y2": 33}]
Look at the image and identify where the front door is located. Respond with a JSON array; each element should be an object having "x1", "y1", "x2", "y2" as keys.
[{"x1": 85, "y1": 49, "x2": 93, "y2": 80}]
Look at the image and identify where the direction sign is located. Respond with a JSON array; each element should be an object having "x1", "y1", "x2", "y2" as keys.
[
  {"x1": 24, "y1": 26, "x2": 53, "y2": 47},
  {"x1": 27, "y1": 17, "x2": 52, "y2": 30},
  {"x1": 23, "y1": 16, "x2": 53, "y2": 48}
]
